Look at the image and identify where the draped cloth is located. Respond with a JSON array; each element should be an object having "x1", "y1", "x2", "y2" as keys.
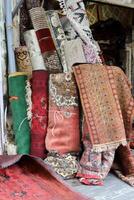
[
  {"x1": 73, "y1": 64, "x2": 134, "y2": 185},
  {"x1": 0, "y1": 155, "x2": 90, "y2": 200},
  {"x1": 73, "y1": 64, "x2": 134, "y2": 152},
  {"x1": 29, "y1": 7, "x2": 62, "y2": 73},
  {"x1": 31, "y1": 70, "x2": 49, "y2": 158},
  {"x1": 8, "y1": 73, "x2": 30, "y2": 154}
]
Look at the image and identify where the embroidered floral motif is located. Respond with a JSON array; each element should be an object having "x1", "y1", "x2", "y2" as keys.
[
  {"x1": 44, "y1": 152, "x2": 78, "y2": 179},
  {"x1": 49, "y1": 73, "x2": 78, "y2": 107}
]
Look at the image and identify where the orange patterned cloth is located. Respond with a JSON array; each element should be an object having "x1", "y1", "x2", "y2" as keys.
[{"x1": 73, "y1": 64, "x2": 134, "y2": 152}]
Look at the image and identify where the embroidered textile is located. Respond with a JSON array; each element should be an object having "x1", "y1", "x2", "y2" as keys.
[
  {"x1": 73, "y1": 64, "x2": 129, "y2": 152},
  {"x1": 24, "y1": 30, "x2": 47, "y2": 70},
  {"x1": 46, "y1": 10, "x2": 67, "y2": 71},
  {"x1": 58, "y1": 0, "x2": 101, "y2": 63},
  {"x1": 29, "y1": 7, "x2": 62, "y2": 73},
  {"x1": 45, "y1": 72, "x2": 80, "y2": 154},
  {"x1": 15, "y1": 46, "x2": 32, "y2": 76},
  {"x1": 0, "y1": 155, "x2": 90, "y2": 200},
  {"x1": 63, "y1": 38, "x2": 86, "y2": 71},
  {"x1": 44, "y1": 152, "x2": 78, "y2": 179},
  {"x1": 77, "y1": 119, "x2": 115, "y2": 185},
  {"x1": 31, "y1": 70, "x2": 49, "y2": 158},
  {"x1": 8, "y1": 73, "x2": 30, "y2": 154}
]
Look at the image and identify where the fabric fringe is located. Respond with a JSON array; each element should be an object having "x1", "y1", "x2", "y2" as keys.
[
  {"x1": 25, "y1": 80, "x2": 32, "y2": 126},
  {"x1": 92, "y1": 140, "x2": 127, "y2": 153}
]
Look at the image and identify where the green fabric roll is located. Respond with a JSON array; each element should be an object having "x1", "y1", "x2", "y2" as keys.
[{"x1": 8, "y1": 73, "x2": 30, "y2": 154}]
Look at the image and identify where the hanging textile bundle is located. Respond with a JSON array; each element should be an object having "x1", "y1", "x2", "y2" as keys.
[
  {"x1": 8, "y1": 73, "x2": 30, "y2": 154},
  {"x1": 29, "y1": 7, "x2": 62, "y2": 73},
  {"x1": 24, "y1": 29, "x2": 46, "y2": 71},
  {"x1": 15, "y1": 46, "x2": 32, "y2": 77},
  {"x1": 46, "y1": 72, "x2": 80, "y2": 154},
  {"x1": 31, "y1": 70, "x2": 49, "y2": 158}
]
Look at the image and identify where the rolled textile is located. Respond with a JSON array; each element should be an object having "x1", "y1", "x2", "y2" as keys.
[
  {"x1": 20, "y1": 1, "x2": 32, "y2": 45},
  {"x1": 46, "y1": 10, "x2": 68, "y2": 71},
  {"x1": 73, "y1": 64, "x2": 127, "y2": 152},
  {"x1": 29, "y1": 7, "x2": 62, "y2": 73},
  {"x1": 8, "y1": 73, "x2": 30, "y2": 154},
  {"x1": 31, "y1": 70, "x2": 49, "y2": 158},
  {"x1": 0, "y1": 155, "x2": 90, "y2": 200},
  {"x1": 77, "y1": 119, "x2": 115, "y2": 185},
  {"x1": 45, "y1": 72, "x2": 80, "y2": 154},
  {"x1": 15, "y1": 46, "x2": 32, "y2": 76},
  {"x1": 63, "y1": 38, "x2": 86, "y2": 71},
  {"x1": 24, "y1": 29, "x2": 47, "y2": 70},
  {"x1": 58, "y1": 0, "x2": 101, "y2": 63}
]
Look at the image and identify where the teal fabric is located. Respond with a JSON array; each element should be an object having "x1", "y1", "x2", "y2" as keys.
[{"x1": 8, "y1": 74, "x2": 30, "y2": 154}]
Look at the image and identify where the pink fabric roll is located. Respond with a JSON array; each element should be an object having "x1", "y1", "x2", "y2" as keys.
[{"x1": 45, "y1": 72, "x2": 80, "y2": 154}]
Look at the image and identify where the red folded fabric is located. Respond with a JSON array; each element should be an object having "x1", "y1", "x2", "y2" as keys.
[
  {"x1": 31, "y1": 70, "x2": 49, "y2": 158},
  {"x1": 36, "y1": 29, "x2": 56, "y2": 53}
]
